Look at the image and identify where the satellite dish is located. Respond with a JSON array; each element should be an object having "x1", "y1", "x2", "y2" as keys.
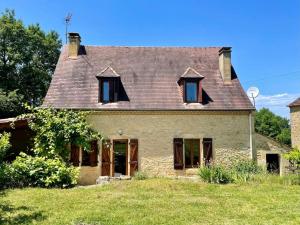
[
  {"x1": 247, "y1": 87, "x2": 259, "y2": 98},
  {"x1": 247, "y1": 87, "x2": 259, "y2": 107}
]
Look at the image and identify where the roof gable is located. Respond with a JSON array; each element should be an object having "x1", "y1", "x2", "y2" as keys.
[
  {"x1": 180, "y1": 67, "x2": 204, "y2": 79},
  {"x1": 96, "y1": 66, "x2": 120, "y2": 78}
]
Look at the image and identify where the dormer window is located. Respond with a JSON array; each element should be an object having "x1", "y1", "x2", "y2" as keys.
[
  {"x1": 96, "y1": 66, "x2": 129, "y2": 103},
  {"x1": 185, "y1": 81, "x2": 198, "y2": 102},
  {"x1": 102, "y1": 80, "x2": 110, "y2": 102},
  {"x1": 179, "y1": 67, "x2": 204, "y2": 104}
]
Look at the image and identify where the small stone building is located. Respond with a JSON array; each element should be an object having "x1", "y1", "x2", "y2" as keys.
[
  {"x1": 43, "y1": 33, "x2": 256, "y2": 185},
  {"x1": 256, "y1": 133, "x2": 290, "y2": 175},
  {"x1": 289, "y1": 98, "x2": 300, "y2": 148}
]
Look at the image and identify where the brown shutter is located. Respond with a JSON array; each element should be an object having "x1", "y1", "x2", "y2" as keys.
[
  {"x1": 173, "y1": 138, "x2": 183, "y2": 169},
  {"x1": 129, "y1": 139, "x2": 138, "y2": 176},
  {"x1": 109, "y1": 79, "x2": 114, "y2": 102},
  {"x1": 98, "y1": 79, "x2": 102, "y2": 102},
  {"x1": 70, "y1": 144, "x2": 80, "y2": 166},
  {"x1": 89, "y1": 140, "x2": 98, "y2": 167},
  {"x1": 203, "y1": 138, "x2": 213, "y2": 166},
  {"x1": 101, "y1": 140, "x2": 111, "y2": 176},
  {"x1": 198, "y1": 80, "x2": 202, "y2": 103}
]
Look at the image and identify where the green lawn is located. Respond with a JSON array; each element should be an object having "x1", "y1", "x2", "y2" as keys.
[{"x1": 1, "y1": 178, "x2": 300, "y2": 225}]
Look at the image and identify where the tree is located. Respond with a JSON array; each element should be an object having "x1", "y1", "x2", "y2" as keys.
[
  {"x1": 0, "y1": 89, "x2": 25, "y2": 118},
  {"x1": 0, "y1": 9, "x2": 61, "y2": 118},
  {"x1": 255, "y1": 108, "x2": 291, "y2": 146}
]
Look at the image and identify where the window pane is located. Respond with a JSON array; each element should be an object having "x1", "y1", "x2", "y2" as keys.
[
  {"x1": 193, "y1": 140, "x2": 200, "y2": 166},
  {"x1": 186, "y1": 82, "x2": 197, "y2": 102},
  {"x1": 184, "y1": 140, "x2": 192, "y2": 168},
  {"x1": 103, "y1": 81, "x2": 109, "y2": 102}
]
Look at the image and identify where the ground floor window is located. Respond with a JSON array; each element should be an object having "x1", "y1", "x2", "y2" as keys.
[
  {"x1": 70, "y1": 141, "x2": 98, "y2": 167},
  {"x1": 184, "y1": 139, "x2": 200, "y2": 168},
  {"x1": 174, "y1": 138, "x2": 213, "y2": 169}
]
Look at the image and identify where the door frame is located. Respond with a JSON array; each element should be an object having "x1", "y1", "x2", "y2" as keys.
[{"x1": 112, "y1": 139, "x2": 129, "y2": 176}]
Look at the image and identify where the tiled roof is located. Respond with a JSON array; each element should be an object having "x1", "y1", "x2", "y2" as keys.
[
  {"x1": 289, "y1": 98, "x2": 300, "y2": 107},
  {"x1": 43, "y1": 45, "x2": 254, "y2": 111}
]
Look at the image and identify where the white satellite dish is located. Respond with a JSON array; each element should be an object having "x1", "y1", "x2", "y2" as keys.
[{"x1": 247, "y1": 87, "x2": 259, "y2": 107}]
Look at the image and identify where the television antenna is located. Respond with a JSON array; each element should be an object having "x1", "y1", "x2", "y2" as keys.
[
  {"x1": 247, "y1": 87, "x2": 259, "y2": 107},
  {"x1": 64, "y1": 13, "x2": 72, "y2": 44}
]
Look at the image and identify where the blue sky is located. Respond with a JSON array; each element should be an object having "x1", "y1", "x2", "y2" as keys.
[{"x1": 1, "y1": 0, "x2": 299, "y2": 118}]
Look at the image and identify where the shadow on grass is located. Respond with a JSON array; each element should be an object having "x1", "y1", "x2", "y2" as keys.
[{"x1": 0, "y1": 190, "x2": 46, "y2": 225}]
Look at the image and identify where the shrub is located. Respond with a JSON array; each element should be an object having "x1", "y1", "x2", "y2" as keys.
[
  {"x1": 133, "y1": 171, "x2": 148, "y2": 180},
  {"x1": 0, "y1": 132, "x2": 11, "y2": 162},
  {"x1": 8, "y1": 153, "x2": 79, "y2": 188},
  {"x1": 284, "y1": 147, "x2": 300, "y2": 169},
  {"x1": 198, "y1": 166, "x2": 234, "y2": 184},
  {"x1": 232, "y1": 160, "x2": 263, "y2": 182}
]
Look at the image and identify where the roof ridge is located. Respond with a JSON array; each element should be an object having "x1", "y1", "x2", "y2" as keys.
[{"x1": 83, "y1": 45, "x2": 224, "y2": 49}]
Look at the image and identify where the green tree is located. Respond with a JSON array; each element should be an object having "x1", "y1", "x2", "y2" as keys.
[
  {"x1": 0, "y1": 9, "x2": 61, "y2": 118},
  {"x1": 255, "y1": 108, "x2": 291, "y2": 146}
]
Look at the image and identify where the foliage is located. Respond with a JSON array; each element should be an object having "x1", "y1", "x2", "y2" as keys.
[
  {"x1": 232, "y1": 160, "x2": 264, "y2": 182},
  {"x1": 255, "y1": 108, "x2": 291, "y2": 146},
  {"x1": 3, "y1": 153, "x2": 79, "y2": 188},
  {"x1": 0, "y1": 9, "x2": 61, "y2": 118},
  {"x1": 284, "y1": 147, "x2": 300, "y2": 168},
  {"x1": 19, "y1": 106, "x2": 102, "y2": 161},
  {"x1": 133, "y1": 171, "x2": 148, "y2": 180},
  {"x1": 0, "y1": 89, "x2": 25, "y2": 118},
  {"x1": 0, "y1": 132, "x2": 11, "y2": 162},
  {"x1": 198, "y1": 165, "x2": 234, "y2": 184},
  {"x1": 250, "y1": 173, "x2": 300, "y2": 185}
]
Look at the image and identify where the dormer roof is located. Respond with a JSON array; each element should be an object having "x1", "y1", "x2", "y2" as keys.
[
  {"x1": 96, "y1": 66, "x2": 120, "y2": 78},
  {"x1": 180, "y1": 67, "x2": 204, "y2": 79}
]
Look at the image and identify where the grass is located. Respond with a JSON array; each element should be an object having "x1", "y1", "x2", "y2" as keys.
[{"x1": 0, "y1": 178, "x2": 300, "y2": 225}]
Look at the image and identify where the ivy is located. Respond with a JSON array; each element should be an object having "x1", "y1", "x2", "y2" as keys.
[{"x1": 18, "y1": 105, "x2": 102, "y2": 161}]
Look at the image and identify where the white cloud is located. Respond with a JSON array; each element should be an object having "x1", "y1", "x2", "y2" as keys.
[{"x1": 252, "y1": 93, "x2": 300, "y2": 118}]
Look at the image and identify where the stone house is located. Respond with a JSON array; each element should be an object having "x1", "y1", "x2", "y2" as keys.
[
  {"x1": 289, "y1": 98, "x2": 300, "y2": 148},
  {"x1": 43, "y1": 33, "x2": 256, "y2": 185}
]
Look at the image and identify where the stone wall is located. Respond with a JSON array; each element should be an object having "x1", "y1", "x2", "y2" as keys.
[
  {"x1": 290, "y1": 106, "x2": 300, "y2": 148},
  {"x1": 82, "y1": 110, "x2": 254, "y2": 181}
]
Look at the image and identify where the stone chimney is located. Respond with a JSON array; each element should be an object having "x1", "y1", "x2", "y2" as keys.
[
  {"x1": 68, "y1": 32, "x2": 81, "y2": 59},
  {"x1": 219, "y1": 47, "x2": 232, "y2": 84}
]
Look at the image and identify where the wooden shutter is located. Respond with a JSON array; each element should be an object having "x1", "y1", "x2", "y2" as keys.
[
  {"x1": 173, "y1": 138, "x2": 183, "y2": 169},
  {"x1": 198, "y1": 80, "x2": 202, "y2": 103},
  {"x1": 129, "y1": 139, "x2": 138, "y2": 176},
  {"x1": 70, "y1": 144, "x2": 80, "y2": 166},
  {"x1": 98, "y1": 79, "x2": 102, "y2": 102},
  {"x1": 90, "y1": 140, "x2": 98, "y2": 167},
  {"x1": 203, "y1": 138, "x2": 213, "y2": 166},
  {"x1": 101, "y1": 140, "x2": 111, "y2": 176}
]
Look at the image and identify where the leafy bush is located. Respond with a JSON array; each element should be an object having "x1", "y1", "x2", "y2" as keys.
[
  {"x1": 232, "y1": 160, "x2": 264, "y2": 182},
  {"x1": 0, "y1": 132, "x2": 11, "y2": 162},
  {"x1": 7, "y1": 153, "x2": 79, "y2": 188},
  {"x1": 133, "y1": 171, "x2": 148, "y2": 180},
  {"x1": 284, "y1": 147, "x2": 300, "y2": 168},
  {"x1": 198, "y1": 166, "x2": 234, "y2": 184}
]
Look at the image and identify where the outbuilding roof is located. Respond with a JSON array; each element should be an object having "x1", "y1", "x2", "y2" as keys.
[
  {"x1": 43, "y1": 45, "x2": 254, "y2": 111},
  {"x1": 288, "y1": 98, "x2": 300, "y2": 107}
]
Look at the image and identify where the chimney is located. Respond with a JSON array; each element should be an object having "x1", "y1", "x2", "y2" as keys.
[
  {"x1": 68, "y1": 32, "x2": 81, "y2": 58},
  {"x1": 219, "y1": 47, "x2": 232, "y2": 84}
]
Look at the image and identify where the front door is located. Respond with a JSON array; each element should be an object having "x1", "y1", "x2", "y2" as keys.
[
  {"x1": 101, "y1": 140, "x2": 111, "y2": 176},
  {"x1": 113, "y1": 140, "x2": 128, "y2": 177}
]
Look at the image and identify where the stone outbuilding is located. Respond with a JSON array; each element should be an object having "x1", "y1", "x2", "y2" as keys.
[
  {"x1": 289, "y1": 98, "x2": 300, "y2": 148},
  {"x1": 256, "y1": 133, "x2": 290, "y2": 175}
]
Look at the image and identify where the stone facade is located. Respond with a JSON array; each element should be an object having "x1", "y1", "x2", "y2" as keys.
[
  {"x1": 290, "y1": 106, "x2": 300, "y2": 148},
  {"x1": 74, "y1": 110, "x2": 255, "y2": 184}
]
